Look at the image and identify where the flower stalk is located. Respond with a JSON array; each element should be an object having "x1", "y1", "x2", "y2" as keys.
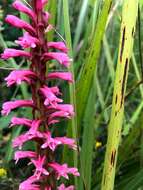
[{"x1": 1, "y1": 0, "x2": 79, "y2": 189}]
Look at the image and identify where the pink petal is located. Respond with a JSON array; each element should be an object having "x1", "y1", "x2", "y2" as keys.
[
  {"x1": 43, "y1": 52, "x2": 72, "y2": 67},
  {"x1": 12, "y1": 1, "x2": 36, "y2": 21},
  {"x1": 1, "y1": 48, "x2": 31, "y2": 60},
  {"x1": 14, "y1": 151, "x2": 37, "y2": 163},
  {"x1": 47, "y1": 42, "x2": 68, "y2": 53},
  {"x1": 15, "y1": 32, "x2": 40, "y2": 48},
  {"x1": 47, "y1": 72, "x2": 73, "y2": 83},
  {"x1": 10, "y1": 117, "x2": 32, "y2": 128},
  {"x1": 1, "y1": 100, "x2": 34, "y2": 116},
  {"x1": 5, "y1": 70, "x2": 36, "y2": 86},
  {"x1": 5, "y1": 15, "x2": 36, "y2": 35}
]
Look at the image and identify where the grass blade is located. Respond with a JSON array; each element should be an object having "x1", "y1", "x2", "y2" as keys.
[{"x1": 101, "y1": 1, "x2": 138, "y2": 190}]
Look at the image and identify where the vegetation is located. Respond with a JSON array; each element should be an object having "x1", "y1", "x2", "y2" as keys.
[{"x1": 0, "y1": 0, "x2": 143, "y2": 189}]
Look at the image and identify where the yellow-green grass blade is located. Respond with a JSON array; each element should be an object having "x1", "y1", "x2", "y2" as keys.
[{"x1": 101, "y1": 1, "x2": 138, "y2": 190}]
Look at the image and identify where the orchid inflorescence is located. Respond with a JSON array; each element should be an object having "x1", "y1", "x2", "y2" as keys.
[{"x1": 1, "y1": 0, "x2": 79, "y2": 189}]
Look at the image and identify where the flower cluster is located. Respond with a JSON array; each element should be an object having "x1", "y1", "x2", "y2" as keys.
[{"x1": 1, "y1": 1, "x2": 79, "y2": 189}]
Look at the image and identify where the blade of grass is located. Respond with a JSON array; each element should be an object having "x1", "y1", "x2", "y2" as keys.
[
  {"x1": 76, "y1": 0, "x2": 113, "y2": 133},
  {"x1": 101, "y1": 1, "x2": 138, "y2": 190},
  {"x1": 73, "y1": 0, "x2": 89, "y2": 52},
  {"x1": 78, "y1": 83, "x2": 95, "y2": 190},
  {"x1": 62, "y1": 0, "x2": 78, "y2": 187}
]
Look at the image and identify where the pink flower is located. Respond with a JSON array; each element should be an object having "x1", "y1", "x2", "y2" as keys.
[
  {"x1": 14, "y1": 151, "x2": 37, "y2": 163},
  {"x1": 26, "y1": 120, "x2": 43, "y2": 139},
  {"x1": 5, "y1": 15, "x2": 36, "y2": 35},
  {"x1": 47, "y1": 72, "x2": 73, "y2": 83},
  {"x1": 12, "y1": 120, "x2": 42, "y2": 149},
  {"x1": 31, "y1": 155, "x2": 49, "y2": 179},
  {"x1": 43, "y1": 52, "x2": 71, "y2": 67},
  {"x1": 40, "y1": 85, "x2": 63, "y2": 107},
  {"x1": 5, "y1": 70, "x2": 36, "y2": 86},
  {"x1": 12, "y1": 1, "x2": 36, "y2": 21},
  {"x1": 49, "y1": 162, "x2": 80, "y2": 180},
  {"x1": 1, "y1": 48, "x2": 31, "y2": 59},
  {"x1": 47, "y1": 42, "x2": 68, "y2": 53},
  {"x1": 41, "y1": 131, "x2": 61, "y2": 151},
  {"x1": 48, "y1": 111, "x2": 71, "y2": 124},
  {"x1": 58, "y1": 184, "x2": 74, "y2": 190},
  {"x1": 15, "y1": 32, "x2": 40, "y2": 48},
  {"x1": 12, "y1": 134, "x2": 29, "y2": 149},
  {"x1": 55, "y1": 137, "x2": 77, "y2": 150},
  {"x1": 19, "y1": 175, "x2": 40, "y2": 190},
  {"x1": 10, "y1": 117, "x2": 32, "y2": 128},
  {"x1": 1, "y1": 100, "x2": 34, "y2": 116}
]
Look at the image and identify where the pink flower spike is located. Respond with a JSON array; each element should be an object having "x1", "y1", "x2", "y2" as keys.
[
  {"x1": 19, "y1": 175, "x2": 40, "y2": 190},
  {"x1": 43, "y1": 52, "x2": 72, "y2": 67},
  {"x1": 15, "y1": 32, "x2": 40, "y2": 48},
  {"x1": 1, "y1": 48, "x2": 31, "y2": 60},
  {"x1": 31, "y1": 155, "x2": 49, "y2": 179},
  {"x1": 1, "y1": 100, "x2": 34, "y2": 116},
  {"x1": 55, "y1": 137, "x2": 77, "y2": 150},
  {"x1": 58, "y1": 184, "x2": 74, "y2": 190},
  {"x1": 47, "y1": 72, "x2": 73, "y2": 83},
  {"x1": 40, "y1": 85, "x2": 63, "y2": 107},
  {"x1": 10, "y1": 117, "x2": 32, "y2": 128},
  {"x1": 49, "y1": 162, "x2": 80, "y2": 180},
  {"x1": 41, "y1": 131, "x2": 61, "y2": 151},
  {"x1": 5, "y1": 70, "x2": 37, "y2": 86},
  {"x1": 5, "y1": 15, "x2": 36, "y2": 35},
  {"x1": 14, "y1": 151, "x2": 37, "y2": 163},
  {"x1": 47, "y1": 42, "x2": 68, "y2": 53},
  {"x1": 12, "y1": 1, "x2": 36, "y2": 21}
]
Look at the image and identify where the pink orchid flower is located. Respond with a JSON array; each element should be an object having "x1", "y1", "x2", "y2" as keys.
[
  {"x1": 47, "y1": 42, "x2": 68, "y2": 53},
  {"x1": 19, "y1": 175, "x2": 40, "y2": 190},
  {"x1": 49, "y1": 162, "x2": 79, "y2": 180},
  {"x1": 47, "y1": 72, "x2": 73, "y2": 83},
  {"x1": 5, "y1": 15, "x2": 36, "y2": 35},
  {"x1": 55, "y1": 137, "x2": 77, "y2": 150},
  {"x1": 40, "y1": 85, "x2": 63, "y2": 107},
  {"x1": 5, "y1": 70, "x2": 36, "y2": 86},
  {"x1": 1, "y1": 100, "x2": 34, "y2": 116},
  {"x1": 12, "y1": 0, "x2": 36, "y2": 21},
  {"x1": 14, "y1": 151, "x2": 37, "y2": 163},
  {"x1": 1, "y1": 48, "x2": 31, "y2": 60},
  {"x1": 41, "y1": 131, "x2": 61, "y2": 151},
  {"x1": 15, "y1": 32, "x2": 40, "y2": 48},
  {"x1": 10, "y1": 117, "x2": 32, "y2": 128},
  {"x1": 31, "y1": 155, "x2": 49, "y2": 179},
  {"x1": 43, "y1": 52, "x2": 72, "y2": 67}
]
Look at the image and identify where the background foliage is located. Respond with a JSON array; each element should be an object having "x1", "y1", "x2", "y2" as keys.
[{"x1": 0, "y1": 0, "x2": 143, "y2": 190}]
